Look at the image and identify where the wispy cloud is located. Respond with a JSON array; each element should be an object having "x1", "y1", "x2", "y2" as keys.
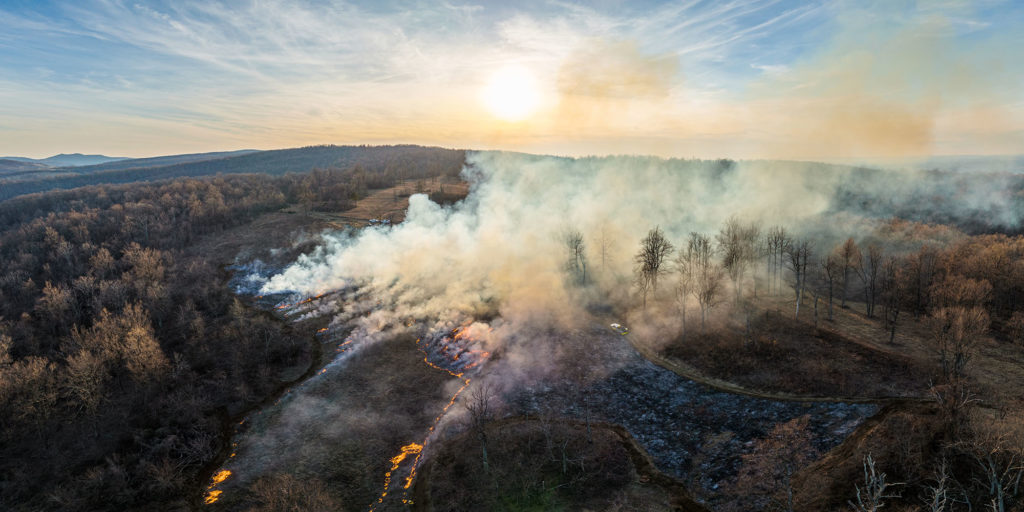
[{"x1": 0, "y1": 0, "x2": 1020, "y2": 158}]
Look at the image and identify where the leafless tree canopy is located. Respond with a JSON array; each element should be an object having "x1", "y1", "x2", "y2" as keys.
[
  {"x1": 686, "y1": 232, "x2": 725, "y2": 332},
  {"x1": 634, "y1": 226, "x2": 674, "y2": 309},
  {"x1": 785, "y1": 238, "x2": 814, "y2": 319},
  {"x1": 849, "y1": 454, "x2": 902, "y2": 512},
  {"x1": 562, "y1": 227, "x2": 587, "y2": 285},
  {"x1": 838, "y1": 238, "x2": 862, "y2": 309},
  {"x1": 716, "y1": 217, "x2": 761, "y2": 305}
]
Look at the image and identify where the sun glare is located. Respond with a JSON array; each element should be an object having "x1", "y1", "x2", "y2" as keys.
[{"x1": 481, "y1": 66, "x2": 541, "y2": 122}]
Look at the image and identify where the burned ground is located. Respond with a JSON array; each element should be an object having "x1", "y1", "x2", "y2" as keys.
[{"x1": 503, "y1": 326, "x2": 876, "y2": 508}]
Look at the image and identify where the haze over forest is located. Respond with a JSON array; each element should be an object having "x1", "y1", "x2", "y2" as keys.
[{"x1": 2, "y1": 2, "x2": 1024, "y2": 512}]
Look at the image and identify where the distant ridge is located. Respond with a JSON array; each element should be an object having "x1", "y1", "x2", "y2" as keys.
[
  {"x1": 0, "y1": 159, "x2": 51, "y2": 173},
  {"x1": 1, "y1": 153, "x2": 130, "y2": 167},
  {"x1": 0, "y1": 145, "x2": 465, "y2": 202},
  {"x1": 64, "y1": 149, "x2": 261, "y2": 173}
]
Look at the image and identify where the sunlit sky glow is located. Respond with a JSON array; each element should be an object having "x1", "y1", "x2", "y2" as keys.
[{"x1": 1, "y1": 0, "x2": 1022, "y2": 159}]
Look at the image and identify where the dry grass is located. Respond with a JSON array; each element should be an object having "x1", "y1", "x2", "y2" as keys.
[
  {"x1": 210, "y1": 334, "x2": 466, "y2": 511},
  {"x1": 791, "y1": 401, "x2": 946, "y2": 512},
  {"x1": 282, "y1": 179, "x2": 469, "y2": 228},
  {"x1": 819, "y1": 299, "x2": 1024, "y2": 408},
  {"x1": 661, "y1": 306, "x2": 934, "y2": 400},
  {"x1": 654, "y1": 294, "x2": 1024, "y2": 407},
  {"x1": 420, "y1": 417, "x2": 707, "y2": 512},
  {"x1": 186, "y1": 210, "x2": 342, "y2": 265},
  {"x1": 189, "y1": 179, "x2": 469, "y2": 267}
]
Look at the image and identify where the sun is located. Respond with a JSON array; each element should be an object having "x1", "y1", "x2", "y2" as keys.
[{"x1": 480, "y1": 65, "x2": 541, "y2": 122}]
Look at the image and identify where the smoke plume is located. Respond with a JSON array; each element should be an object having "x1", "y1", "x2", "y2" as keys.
[{"x1": 261, "y1": 151, "x2": 1021, "y2": 348}]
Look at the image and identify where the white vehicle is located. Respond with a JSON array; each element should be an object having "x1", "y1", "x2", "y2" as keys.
[{"x1": 610, "y1": 323, "x2": 629, "y2": 335}]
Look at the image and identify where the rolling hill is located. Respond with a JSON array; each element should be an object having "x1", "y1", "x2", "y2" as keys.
[
  {"x1": 0, "y1": 145, "x2": 465, "y2": 202},
  {"x1": 1, "y1": 153, "x2": 129, "y2": 167}
]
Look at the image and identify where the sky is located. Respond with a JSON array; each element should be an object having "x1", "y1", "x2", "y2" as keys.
[{"x1": 0, "y1": 0, "x2": 1022, "y2": 160}]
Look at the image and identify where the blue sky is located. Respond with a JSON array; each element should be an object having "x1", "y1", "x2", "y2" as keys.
[{"x1": 1, "y1": 0, "x2": 1021, "y2": 159}]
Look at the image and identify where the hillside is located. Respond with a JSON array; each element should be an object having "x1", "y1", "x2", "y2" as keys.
[
  {"x1": 0, "y1": 145, "x2": 465, "y2": 202},
  {"x1": 56, "y1": 149, "x2": 259, "y2": 173},
  {"x1": 1, "y1": 153, "x2": 129, "y2": 167},
  {"x1": 0, "y1": 159, "x2": 50, "y2": 173}
]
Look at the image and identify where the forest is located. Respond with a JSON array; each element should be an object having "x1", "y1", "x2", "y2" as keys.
[{"x1": 0, "y1": 147, "x2": 465, "y2": 511}]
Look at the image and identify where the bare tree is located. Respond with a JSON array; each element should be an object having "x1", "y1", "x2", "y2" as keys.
[
  {"x1": 930, "y1": 378, "x2": 978, "y2": 442},
  {"x1": 689, "y1": 232, "x2": 724, "y2": 333},
  {"x1": 464, "y1": 383, "x2": 496, "y2": 473},
  {"x1": 959, "y1": 411, "x2": 1024, "y2": 512},
  {"x1": 765, "y1": 226, "x2": 791, "y2": 296},
  {"x1": 920, "y1": 459, "x2": 955, "y2": 512},
  {"x1": 931, "y1": 274, "x2": 992, "y2": 310},
  {"x1": 634, "y1": 227, "x2": 674, "y2": 309},
  {"x1": 562, "y1": 228, "x2": 587, "y2": 285},
  {"x1": 838, "y1": 238, "x2": 862, "y2": 309},
  {"x1": 717, "y1": 217, "x2": 761, "y2": 305},
  {"x1": 674, "y1": 240, "x2": 697, "y2": 339},
  {"x1": 908, "y1": 245, "x2": 938, "y2": 318},
  {"x1": 858, "y1": 244, "x2": 884, "y2": 318},
  {"x1": 849, "y1": 454, "x2": 902, "y2": 512},
  {"x1": 63, "y1": 349, "x2": 106, "y2": 416},
  {"x1": 807, "y1": 263, "x2": 825, "y2": 328},
  {"x1": 746, "y1": 222, "x2": 763, "y2": 298},
  {"x1": 822, "y1": 254, "x2": 841, "y2": 321},
  {"x1": 879, "y1": 256, "x2": 905, "y2": 344},
  {"x1": 932, "y1": 306, "x2": 989, "y2": 384},
  {"x1": 786, "y1": 239, "x2": 814, "y2": 319}
]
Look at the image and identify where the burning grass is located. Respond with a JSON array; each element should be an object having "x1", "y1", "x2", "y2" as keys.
[{"x1": 204, "y1": 334, "x2": 469, "y2": 511}]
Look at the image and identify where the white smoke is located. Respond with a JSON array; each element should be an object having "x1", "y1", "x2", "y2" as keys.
[{"x1": 260, "y1": 150, "x2": 1020, "y2": 348}]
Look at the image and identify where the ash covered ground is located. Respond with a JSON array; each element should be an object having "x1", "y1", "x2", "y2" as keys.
[{"x1": 505, "y1": 326, "x2": 876, "y2": 503}]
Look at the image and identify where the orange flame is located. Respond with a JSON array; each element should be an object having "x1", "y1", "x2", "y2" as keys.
[
  {"x1": 404, "y1": 378, "x2": 470, "y2": 490},
  {"x1": 211, "y1": 469, "x2": 231, "y2": 485},
  {"x1": 368, "y1": 335, "x2": 486, "y2": 509},
  {"x1": 369, "y1": 443, "x2": 423, "y2": 510},
  {"x1": 203, "y1": 469, "x2": 232, "y2": 504},
  {"x1": 370, "y1": 324, "x2": 494, "y2": 509}
]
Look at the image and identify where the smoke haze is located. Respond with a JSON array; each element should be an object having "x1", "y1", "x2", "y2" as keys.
[{"x1": 261, "y1": 151, "x2": 1022, "y2": 347}]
